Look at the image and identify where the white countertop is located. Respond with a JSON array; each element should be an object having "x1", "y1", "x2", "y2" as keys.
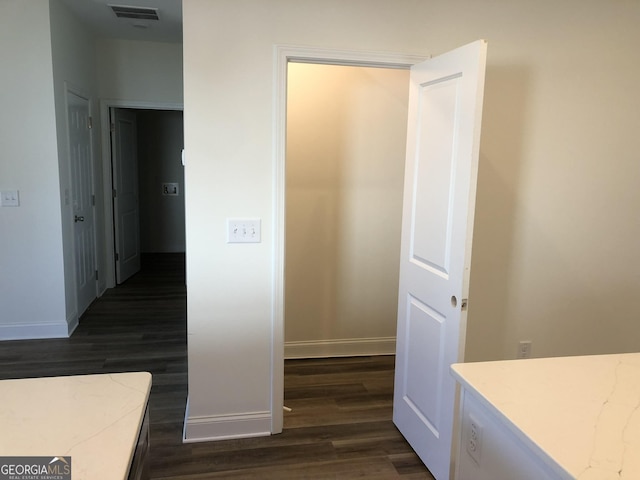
[
  {"x1": 0, "y1": 372, "x2": 152, "y2": 480},
  {"x1": 451, "y1": 353, "x2": 640, "y2": 480}
]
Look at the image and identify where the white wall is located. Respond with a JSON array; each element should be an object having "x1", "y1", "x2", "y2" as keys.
[
  {"x1": 96, "y1": 39, "x2": 183, "y2": 104},
  {"x1": 285, "y1": 63, "x2": 408, "y2": 358},
  {"x1": 183, "y1": 0, "x2": 640, "y2": 441},
  {"x1": 137, "y1": 110, "x2": 185, "y2": 253},
  {"x1": 0, "y1": 1, "x2": 67, "y2": 338},
  {"x1": 50, "y1": 0, "x2": 101, "y2": 328}
]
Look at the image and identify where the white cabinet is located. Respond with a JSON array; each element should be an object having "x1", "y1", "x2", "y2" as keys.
[
  {"x1": 455, "y1": 386, "x2": 569, "y2": 480},
  {"x1": 451, "y1": 353, "x2": 640, "y2": 480}
]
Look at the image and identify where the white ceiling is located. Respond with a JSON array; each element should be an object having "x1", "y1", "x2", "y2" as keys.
[{"x1": 60, "y1": 0, "x2": 182, "y2": 43}]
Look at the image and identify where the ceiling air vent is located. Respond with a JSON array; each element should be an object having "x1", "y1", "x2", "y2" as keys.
[{"x1": 109, "y1": 5, "x2": 159, "y2": 21}]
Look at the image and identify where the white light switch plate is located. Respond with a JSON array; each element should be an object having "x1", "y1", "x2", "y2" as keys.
[
  {"x1": 1, "y1": 190, "x2": 19, "y2": 207},
  {"x1": 227, "y1": 218, "x2": 261, "y2": 243}
]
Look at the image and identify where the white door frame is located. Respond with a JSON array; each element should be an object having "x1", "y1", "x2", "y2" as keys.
[
  {"x1": 99, "y1": 99, "x2": 183, "y2": 289},
  {"x1": 271, "y1": 45, "x2": 427, "y2": 433}
]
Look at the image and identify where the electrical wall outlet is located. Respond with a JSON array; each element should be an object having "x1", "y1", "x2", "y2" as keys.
[
  {"x1": 517, "y1": 340, "x2": 532, "y2": 359},
  {"x1": 466, "y1": 413, "x2": 483, "y2": 464}
]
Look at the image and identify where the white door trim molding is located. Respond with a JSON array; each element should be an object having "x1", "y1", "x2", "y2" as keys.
[
  {"x1": 99, "y1": 99, "x2": 183, "y2": 290},
  {"x1": 271, "y1": 45, "x2": 427, "y2": 434}
]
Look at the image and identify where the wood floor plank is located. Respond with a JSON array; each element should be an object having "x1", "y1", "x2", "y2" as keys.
[
  {"x1": 0, "y1": 253, "x2": 434, "y2": 479},
  {"x1": 152, "y1": 457, "x2": 418, "y2": 480}
]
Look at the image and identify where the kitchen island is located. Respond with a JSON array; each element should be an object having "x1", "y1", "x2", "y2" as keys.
[
  {"x1": 0, "y1": 372, "x2": 152, "y2": 480},
  {"x1": 451, "y1": 353, "x2": 640, "y2": 480}
]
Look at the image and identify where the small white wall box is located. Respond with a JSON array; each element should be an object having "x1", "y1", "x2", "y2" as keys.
[{"x1": 162, "y1": 183, "x2": 179, "y2": 196}]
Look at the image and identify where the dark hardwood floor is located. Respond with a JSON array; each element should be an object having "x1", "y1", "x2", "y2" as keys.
[{"x1": 0, "y1": 253, "x2": 434, "y2": 479}]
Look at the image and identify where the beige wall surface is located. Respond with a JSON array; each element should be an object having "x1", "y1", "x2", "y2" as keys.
[
  {"x1": 183, "y1": 0, "x2": 640, "y2": 439},
  {"x1": 285, "y1": 63, "x2": 408, "y2": 353}
]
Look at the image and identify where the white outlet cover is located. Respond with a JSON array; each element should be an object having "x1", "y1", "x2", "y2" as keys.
[{"x1": 466, "y1": 412, "x2": 483, "y2": 465}]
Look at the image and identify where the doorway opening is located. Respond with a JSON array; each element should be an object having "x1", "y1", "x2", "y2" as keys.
[
  {"x1": 284, "y1": 62, "x2": 409, "y2": 357},
  {"x1": 110, "y1": 107, "x2": 185, "y2": 284},
  {"x1": 283, "y1": 62, "x2": 409, "y2": 428},
  {"x1": 273, "y1": 46, "x2": 425, "y2": 434},
  {"x1": 105, "y1": 105, "x2": 185, "y2": 287}
]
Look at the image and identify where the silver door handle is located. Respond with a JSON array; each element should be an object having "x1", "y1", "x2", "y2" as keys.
[{"x1": 74, "y1": 215, "x2": 85, "y2": 222}]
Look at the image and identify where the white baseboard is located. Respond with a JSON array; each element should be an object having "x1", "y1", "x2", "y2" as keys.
[
  {"x1": 0, "y1": 321, "x2": 71, "y2": 341},
  {"x1": 284, "y1": 336, "x2": 396, "y2": 359},
  {"x1": 183, "y1": 400, "x2": 271, "y2": 443}
]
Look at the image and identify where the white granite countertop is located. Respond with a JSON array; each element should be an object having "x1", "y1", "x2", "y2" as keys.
[
  {"x1": 0, "y1": 372, "x2": 152, "y2": 480},
  {"x1": 451, "y1": 353, "x2": 640, "y2": 480}
]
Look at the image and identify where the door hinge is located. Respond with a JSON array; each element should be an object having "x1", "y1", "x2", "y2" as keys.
[
  {"x1": 110, "y1": 122, "x2": 115, "y2": 133},
  {"x1": 112, "y1": 189, "x2": 117, "y2": 198},
  {"x1": 115, "y1": 253, "x2": 119, "y2": 261},
  {"x1": 91, "y1": 194, "x2": 95, "y2": 206},
  {"x1": 95, "y1": 270, "x2": 99, "y2": 281},
  {"x1": 88, "y1": 116, "x2": 93, "y2": 129}
]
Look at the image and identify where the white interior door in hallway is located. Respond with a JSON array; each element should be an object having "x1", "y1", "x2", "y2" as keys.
[
  {"x1": 393, "y1": 40, "x2": 487, "y2": 480},
  {"x1": 68, "y1": 90, "x2": 97, "y2": 316},
  {"x1": 111, "y1": 108, "x2": 141, "y2": 284}
]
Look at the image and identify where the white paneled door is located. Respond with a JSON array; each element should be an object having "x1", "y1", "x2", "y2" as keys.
[
  {"x1": 68, "y1": 91, "x2": 96, "y2": 317},
  {"x1": 393, "y1": 40, "x2": 487, "y2": 480},
  {"x1": 112, "y1": 108, "x2": 141, "y2": 284}
]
